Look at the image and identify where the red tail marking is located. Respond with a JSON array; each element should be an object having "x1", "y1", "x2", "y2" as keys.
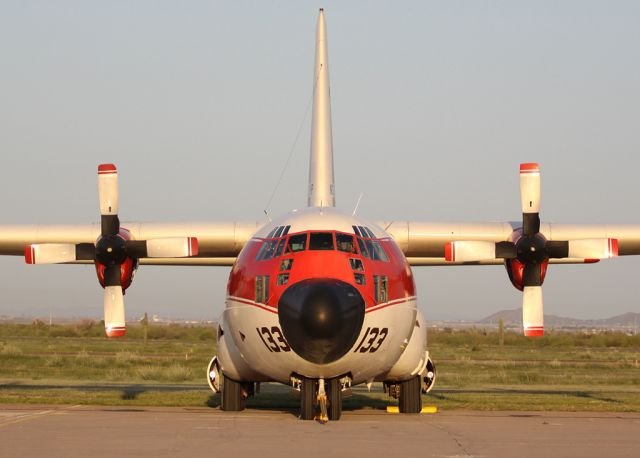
[{"x1": 609, "y1": 238, "x2": 619, "y2": 257}]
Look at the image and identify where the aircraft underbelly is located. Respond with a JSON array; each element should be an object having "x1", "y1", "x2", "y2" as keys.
[{"x1": 218, "y1": 297, "x2": 417, "y2": 385}]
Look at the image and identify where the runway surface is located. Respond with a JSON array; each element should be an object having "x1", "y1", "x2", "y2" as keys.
[{"x1": 1, "y1": 405, "x2": 639, "y2": 457}]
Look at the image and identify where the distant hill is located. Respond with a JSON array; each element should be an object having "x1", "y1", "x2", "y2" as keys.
[{"x1": 478, "y1": 309, "x2": 640, "y2": 328}]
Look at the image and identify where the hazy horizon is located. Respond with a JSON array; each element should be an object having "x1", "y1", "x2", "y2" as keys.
[{"x1": 1, "y1": 1, "x2": 639, "y2": 322}]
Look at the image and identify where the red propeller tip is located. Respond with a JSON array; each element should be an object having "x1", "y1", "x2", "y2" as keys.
[
  {"x1": 98, "y1": 163, "x2": 117, "y2": 175},
  {"x1": 520, "y1": 163, "x2": 540, "y2": 174},
  {"x1": 608, "y1": 238, "x2": 619, "y2": 257},
  {"x1": 583, "y1": 259, "x2": 601, "y2": 264},
  {"x1": 24, "y1": 245, "x2": 35, "y2": 264},
  {"x1": 524, "y1": 327, "x2": 544, "y2": 337},
  {"x1": 106, "y1": 326, "x2": 126, "y2": 338},
  {"x1": 188, "y1": 237, "x2": 199, "y2": 257},
  {"x1": 444, "y1": 242, "x2": 454, "y2": 262}
]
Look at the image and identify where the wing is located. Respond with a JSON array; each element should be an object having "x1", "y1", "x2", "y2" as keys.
[
  {"x1": 382, "y1": 221, "x2": 640, "y2": 265},
  {"x1": 381, "y1": 163, "x2": 640, "y2": 337},
  {"x1": 0, "y1": 221, "x2": 261, "y2": 265}
]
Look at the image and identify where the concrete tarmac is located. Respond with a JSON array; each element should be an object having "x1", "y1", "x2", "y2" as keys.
[{"x1": 1, "y1": 405, "x2": 639, "y2": 457}]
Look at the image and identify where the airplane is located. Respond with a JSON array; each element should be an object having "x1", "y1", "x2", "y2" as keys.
[{"x1": 1, "y1": 9, "x2": 639, "y2": 422}]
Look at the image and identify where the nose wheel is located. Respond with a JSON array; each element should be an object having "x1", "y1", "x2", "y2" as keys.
[{"x1": 298, "y1": 376, "x2": 343, "y2": 421}]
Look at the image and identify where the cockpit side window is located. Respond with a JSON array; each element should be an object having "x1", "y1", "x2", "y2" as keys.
[
  {"x1": 357, "y1": 238, "x2": 370, "y2": 259},
  {"x1": 287, "y1": 233, "x2": 308, "y2": 252},
  {"x1": 274, "y1": 238, "x2": 286, "y2": 258},
  {"x1": 273, "y1": 226, "x2": 284, "y2": 238},
  {"x1": 371, "y1": 240, "x2": 389, "y2": 261},
  {"x1": 336, "y1": 233, "x2": 357, "y2": 253},
  {"x1": 309, "y1": 232, "x2": 335, "y2": 250}
]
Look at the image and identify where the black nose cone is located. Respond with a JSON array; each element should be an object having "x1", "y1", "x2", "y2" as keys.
[{"x1": 278, "y1": 279, "x2": 365, "y2": 364}]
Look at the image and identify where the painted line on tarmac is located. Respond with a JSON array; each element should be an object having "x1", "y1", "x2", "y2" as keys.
[{"x1": 0, "y1": 405, "x2": 81, "y2": 429}]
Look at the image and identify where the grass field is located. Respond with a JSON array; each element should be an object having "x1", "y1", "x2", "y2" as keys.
[{"x1": 1, "y1": 322, "x2": 639, "y2": 412}]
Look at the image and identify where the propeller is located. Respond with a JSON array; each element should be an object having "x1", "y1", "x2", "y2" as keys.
[
  {"x1": 444, "y1": 163, "x2": 618, "y2": 336},
  {"x1": 25, "y1": 164, "x2": 199, "y2": 337}
]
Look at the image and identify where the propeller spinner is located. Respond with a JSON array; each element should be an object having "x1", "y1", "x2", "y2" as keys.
[{"x1": 25, "y1": 164, "x2": 199, "y2": 337}]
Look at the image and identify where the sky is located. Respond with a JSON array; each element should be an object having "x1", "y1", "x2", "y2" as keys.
[{"x1": 0, "y1": 1, "x2": 639, "y2": 321}]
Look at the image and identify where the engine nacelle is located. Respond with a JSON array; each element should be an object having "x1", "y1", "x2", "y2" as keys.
[
  {"x1": 95, "y1": 257, "x2": 138, "y2": 291},
  {"x1": 505, "y1": 258, "x2": 548, "y2": 291}
]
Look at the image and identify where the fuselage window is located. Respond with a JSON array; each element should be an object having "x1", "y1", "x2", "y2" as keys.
[
  {"x1": 287, "y1": 233, "x2": 308, "y2": 252},
  {"x1": 274, "y1": 238, "x2": 286, "y2": 258},
  {"x1": 280, "y1": 258, "x2": 294, "y2": 271},
  {"x1": 309, "y1": 232, "x2": 335, "y2": 250},
  {"x1": 349, "y1": 258, "x2": 364, "y2": 271},
  {"x1": 261, "y1": 239, "x2": 278, "y2": 260},
  {"x1": 371, "y1": 240, "x2": 389, "y2": 262},
  {"x1": 352, "y1": 225, "x2": 361, "y2": 237},
  {"x1": 374, "y1": 275, "x2": 388, "y2": 303},
  {"x1": 277, "y1": 273, "x2": 289, "y2": 286},
  {"x1": 255, "y1": 275, "x2": 270, "y2": 303},
  {"x1": 274, "y1": 226, "x2": 284, "y2": 238},
  {"x1": 266, "y1": 228, "x2": 277, "y2": 239},
  {"x1": 255, "y1": 241, "x2": 268, "y2": 260},
  {"x1": 336, "y1": 233, "x2": 357, "y2": 253},
  {"x1": 354, "y1": 273, "x2": 366, "y2": 285},
  {"x1": 357, "y1": 238, "x2": 370, "y2": 259}
]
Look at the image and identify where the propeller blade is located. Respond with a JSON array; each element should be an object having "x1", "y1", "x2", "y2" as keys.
[
  {"x1": 520, "y1": 163, "x2": 541, "y2": 236},
  {"x1": 98, "y1": 164, "x2": 119, "y2": 215},
  {"x1": 25, "y1": 243, "x2": 78, "y2": 264},
  {"x1": 125, "y1": 237, "x2": 199, "y2": 259},
  {"x1": 103, "y1": 264, "x2": 121, "y2": 287},
  {"x1": 104, "y1": 285, "x2": 125, "y2": 338},
  {"x1": 522, "y1": 286, "x2": 544, "y2": 337},
  {"x1": 444, "y1": 241, "x2": 499, "y2": 262},
  {"x1": 98, "y1": 164, "x2": 120, "y2": 236},
  {"x1": 545, "y1": 240, "x2": 569, "y2": 258},
  {"x1": 522, "y1": 262, "x2": 542, "y2": 287},
  {"x1": 568, "y1": 238, "x2": 618, "y2": 260}
]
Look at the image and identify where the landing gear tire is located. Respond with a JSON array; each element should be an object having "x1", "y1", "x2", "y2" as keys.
[
  {"x1": 399, "y1": 375, "x2": 422, "y2": 413},
  {"x1": 327, "y1": 378, "x2": 342, "y2": 420},
  {"x1": 300, "y1": 377, "x2": 316, "y2": 420},
  {"x1": 221, "y1": 374, "x2": 245, "y2": 411}
]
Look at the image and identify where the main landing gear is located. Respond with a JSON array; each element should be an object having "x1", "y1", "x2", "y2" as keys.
[
  {"x1": 297, "y1": 376, "x2": 346, "y2": 421},
  {"x1": 220, "y1": 375, "x2": 258, "y2": 411},
  {"x1": 384, "y1": 375, "x2": 423, "y2": 413}
]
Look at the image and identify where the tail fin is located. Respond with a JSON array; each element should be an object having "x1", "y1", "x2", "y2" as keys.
[{"x1": 308, "y1": 8, "x2": 335, "y2": 208}]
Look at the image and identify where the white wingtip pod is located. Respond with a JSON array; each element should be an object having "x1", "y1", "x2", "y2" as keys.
[
  {"x1": 98, "y1": 163, "x2": 119, "y2": 215},
  {"x1": 104, "y1": 285, "x2": 125, "y2": 338},
  {"x1": 520, "y1": 163, "x2": 541, "y2": 214},
  {"x1": 522, "y1": 286, "x2": 544, "y2": 337},
  {"x1": 307, "y1": 8, "x2": 335, "y2": 208}
]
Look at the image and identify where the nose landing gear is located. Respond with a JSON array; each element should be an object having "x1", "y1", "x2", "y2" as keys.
[{"x1": 295, "y1": 375, "x2": 349, "y2": 421}]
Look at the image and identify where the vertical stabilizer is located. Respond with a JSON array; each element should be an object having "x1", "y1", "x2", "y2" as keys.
[{"x1": 308, "y1": 9, "x2": 335, "y2": 208}]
